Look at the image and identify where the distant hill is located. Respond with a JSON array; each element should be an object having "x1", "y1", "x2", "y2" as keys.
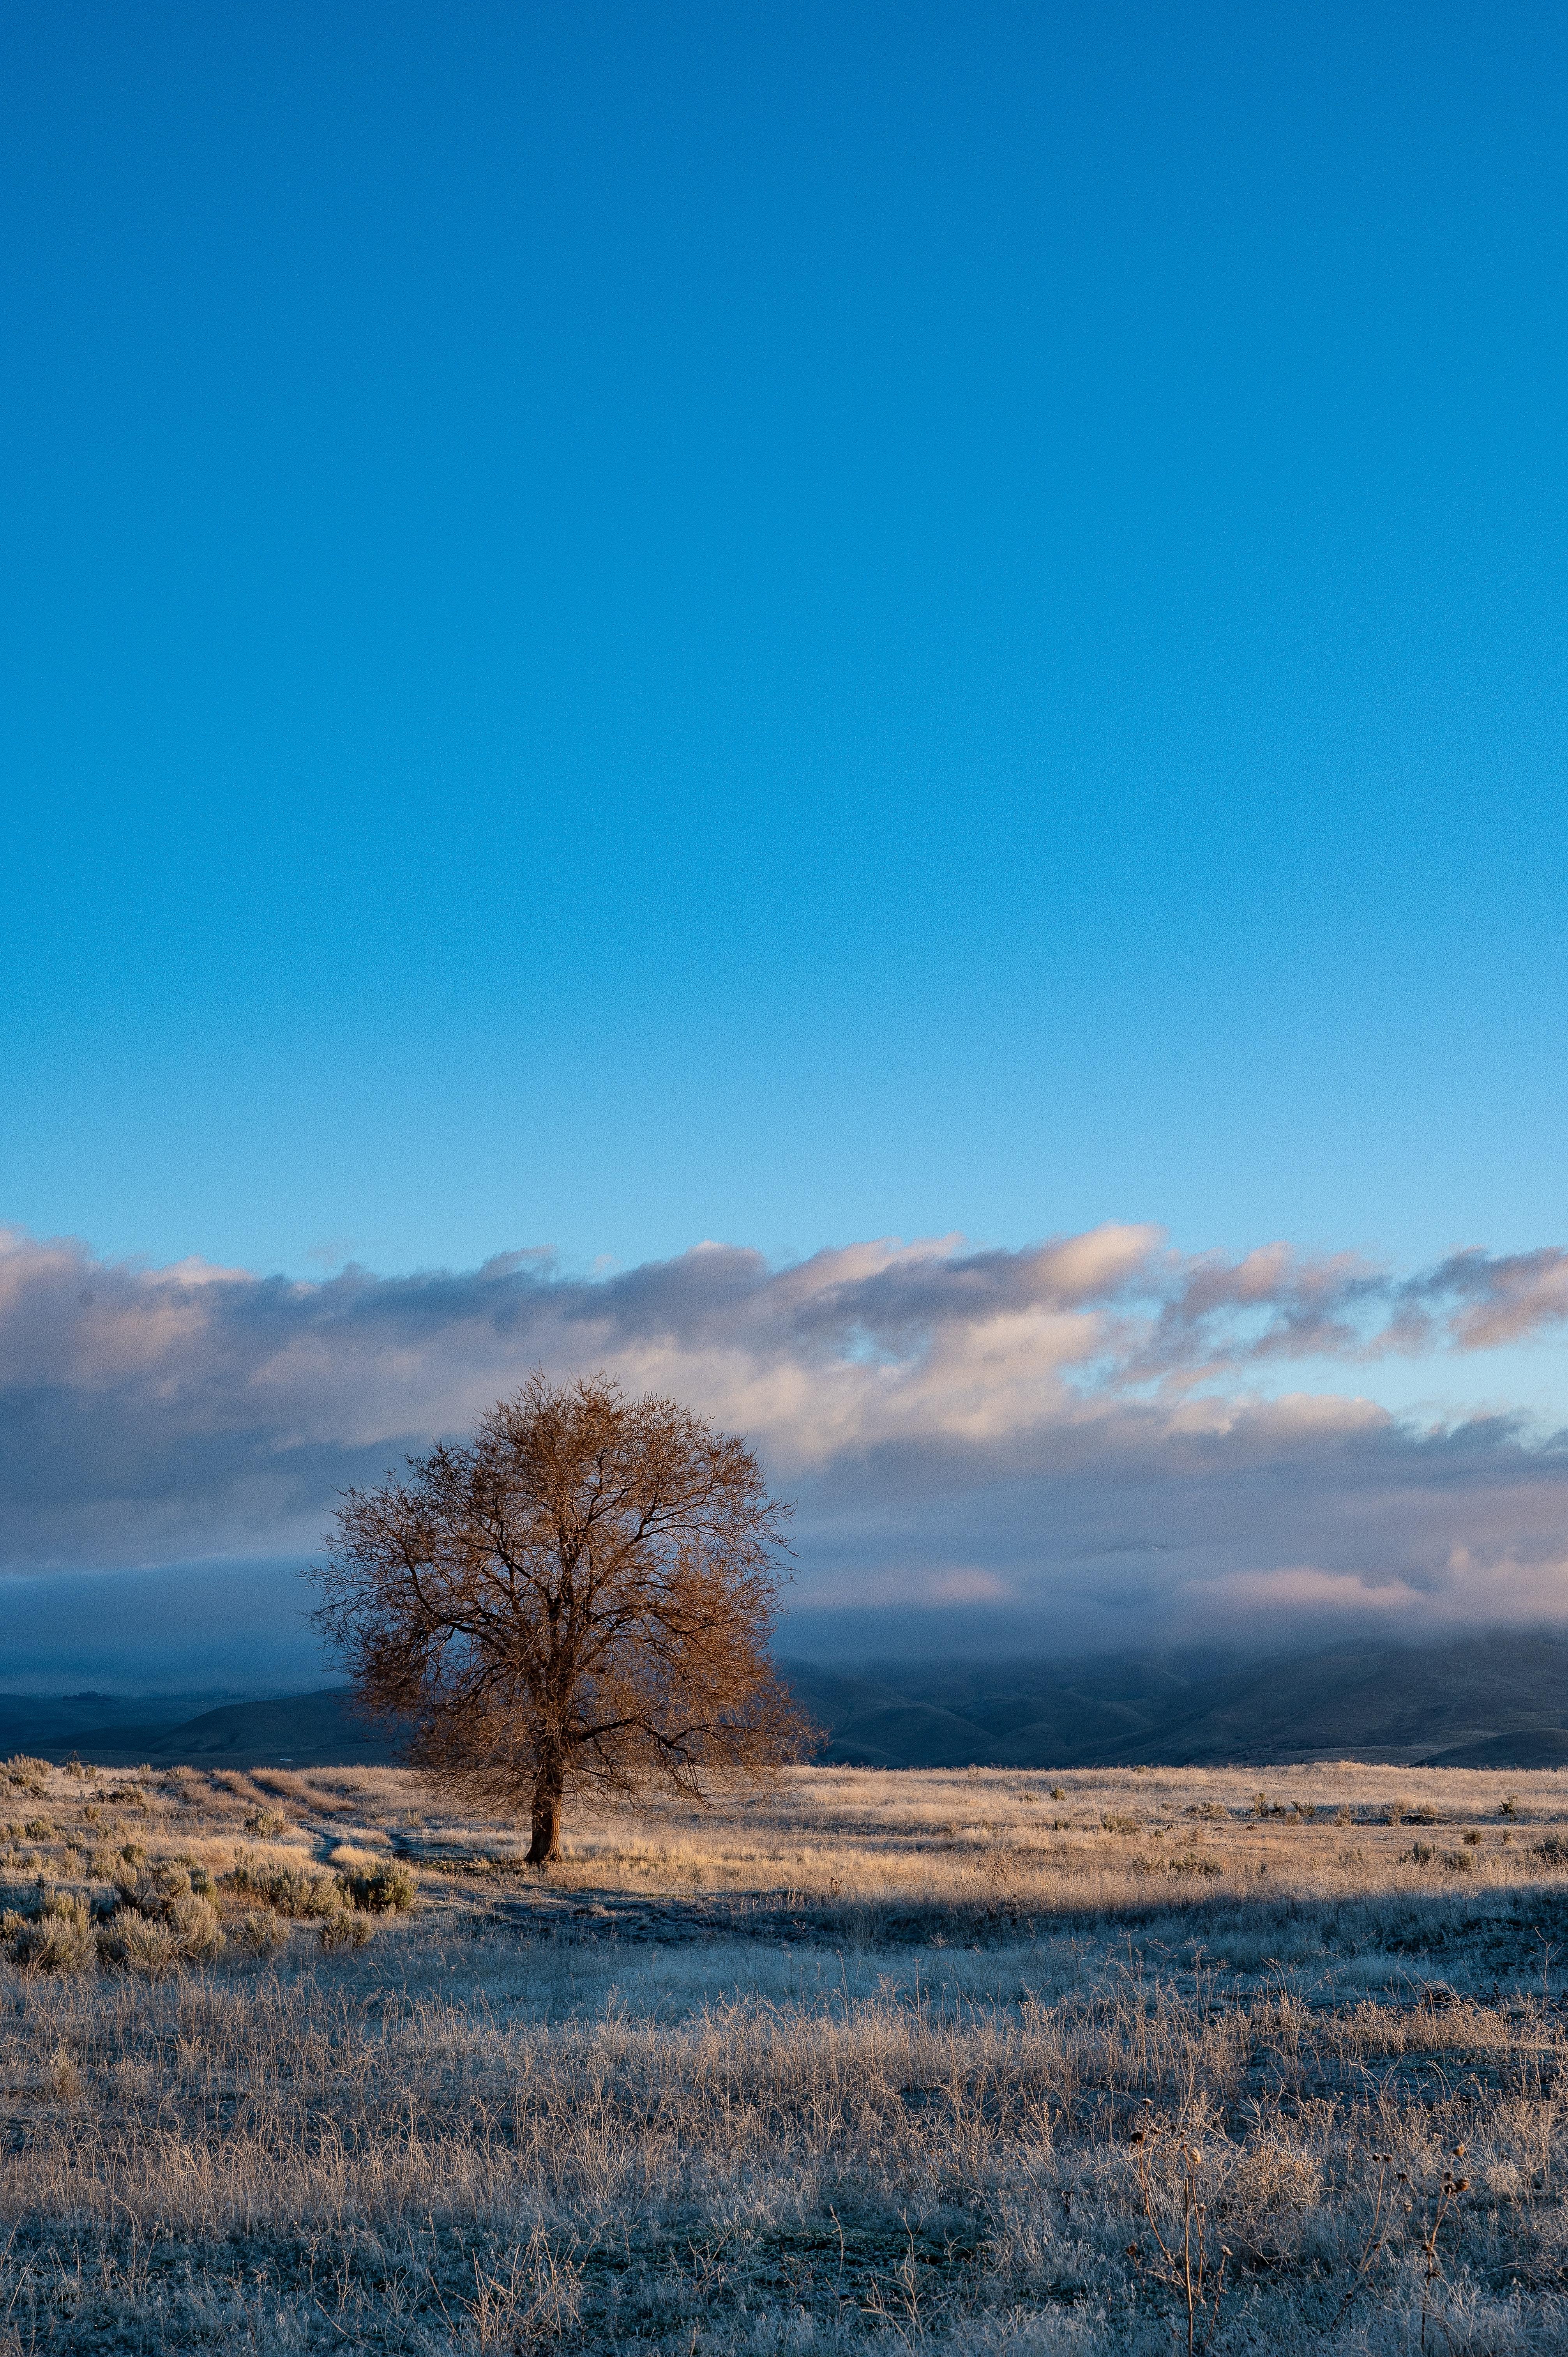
[
  {"x1": 0, "y1": 1689, "x2": 402, "y2": 1769},
  {"x1": 780, "y1": 1631, "x2": 1568, "y2": 1770},
  {"x1": 1425, "y1": 1729, "x2": 1568, "y2": 1770},
  {"x1": 4, "y1": 1629, "x2": 1565, "y2": 1773}
]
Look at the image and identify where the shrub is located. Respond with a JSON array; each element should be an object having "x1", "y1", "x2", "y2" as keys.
[
  {"x1": 4, "y1": 1893, "x2": 97, "y2": 1975},
  {"x1": 230, "y1": 1908, "x2": 290, "y2": 1959},
  {"x1": 3, "y1": 1757, "x2": 49, "y2": 1796},
  {"x1": 319, "y1": 1912, "x2": 375, "y2": 1952},
  {"x1": 224, "y1": 1854, "x2": 345, "y2": 1919},
  {"x1": 23, "y1": 1819, "x2": 53, "y2": 1842},
  {"x1": 336, "y1": 1859, "x2": 418, "y2": 1915},
  {"x1": 99, "y1": 1858, "x2": 225, "y2": 1964},
  {"x1": 166, "y1": 1894, "x2": 224, "y2": 1960},
  {"x1": 13, "y1": 1915, "x2": 97, "y2": 1974},
  {"x1": 115, "y1": 1860, "x2": 192, "y2": 1917},
  {"x1": 245, "y1": 1808, "x2": 289, "y2": 1838},
  {"x1": 1100, "y1": 1814, "x2": 1140, "y2": 1836},
  {"x1": 1409, "y1": 1802, "x2": 1439, "y2": 1825},
  {"x1": 99, "y1": 1889, "x2": 222, "y2": 1967},
  {"x1": 98, "y1": 1915, "x2": 180, "y2": 1974},
  {"x1": 1530, "y1": 1833, "x2": 1568, "y2": 1867},
  {"x1": 1463, "y1": 1827, "x2": 1482, "y2": 1846}
]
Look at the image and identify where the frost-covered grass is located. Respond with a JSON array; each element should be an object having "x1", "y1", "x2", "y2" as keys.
[{"x1": 0, "y1": 1755, "x2": 1566, "y2": 2350}]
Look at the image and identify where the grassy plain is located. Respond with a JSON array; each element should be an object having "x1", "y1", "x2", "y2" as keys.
[{"x1": 0, "y1": 1755, "x2": 1566, "y2": 2350}]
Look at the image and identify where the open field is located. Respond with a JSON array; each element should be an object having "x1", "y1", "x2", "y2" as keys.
[{"x1": 0, "y1": 1758, "x2": 1567, "y2": 2350}]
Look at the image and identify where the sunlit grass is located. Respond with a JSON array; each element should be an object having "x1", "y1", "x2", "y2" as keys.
[{"x1": 0, "y1": 1754, "x2": 1564, "y2": 2348}]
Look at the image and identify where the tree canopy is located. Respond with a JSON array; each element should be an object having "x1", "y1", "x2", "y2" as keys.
[{"x1": 311, "y1": 1371, "x2": 805, "y2": 1862}]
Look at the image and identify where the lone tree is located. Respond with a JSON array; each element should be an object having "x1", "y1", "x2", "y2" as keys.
[{"x1": 311, "y1": 1372, "x2": 806, "y2": 1864}]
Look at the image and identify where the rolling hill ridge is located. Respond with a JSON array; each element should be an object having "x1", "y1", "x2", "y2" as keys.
[
  {"x1": 779, "y1": 1631, "x2": 1568, "y2": 1770},
  {"x1": 3, "y1": 1631, "x2": 1566, "y2": 1770}
]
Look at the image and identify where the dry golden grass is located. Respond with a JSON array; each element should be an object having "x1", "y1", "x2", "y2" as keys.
[{"x1": 0, "y1": 1755, "x2": 1566, "y2": 2350}]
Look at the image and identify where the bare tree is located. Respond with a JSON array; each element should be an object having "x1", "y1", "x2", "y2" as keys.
[{"x1": 310, "y1": 1372, "x2": 807, "y2": 1865}]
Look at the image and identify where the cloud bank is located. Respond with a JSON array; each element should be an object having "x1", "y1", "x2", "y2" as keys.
[{"x1": 3, "y1": 1221, "x2": 1568, "y2": 1655}]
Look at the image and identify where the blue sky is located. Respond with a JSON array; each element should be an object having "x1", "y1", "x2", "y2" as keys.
[
  {"x1": 2, "y1": 6, "x2": 1566, "y2": 1679},
  {"x1": 5, "y1": 1, "x2": 1565, "y2": 1285}
]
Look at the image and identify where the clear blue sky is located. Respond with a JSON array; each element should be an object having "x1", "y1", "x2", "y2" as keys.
[{"x1": 4, "y1": 2, "x2": 1566, "y2": 1290}]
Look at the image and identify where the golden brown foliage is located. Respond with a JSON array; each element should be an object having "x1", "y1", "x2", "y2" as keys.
[{"x1": 311, "y1": 1371, "x2": 807, "y2": 1862}]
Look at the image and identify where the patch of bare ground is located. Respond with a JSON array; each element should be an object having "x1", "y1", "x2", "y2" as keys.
[{"x1": 0, "y1": 1757, "x2": 1566, "y2": 2348}]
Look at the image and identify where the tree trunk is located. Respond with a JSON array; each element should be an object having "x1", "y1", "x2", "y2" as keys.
[{"x1": 526, "y1": 1763, "x2": 564, "y2": 1866}]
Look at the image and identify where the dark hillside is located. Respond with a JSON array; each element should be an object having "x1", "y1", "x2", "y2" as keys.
[
  {"x1": 780, "y1": 1631, "x2": 1568, "y2": 1769},
  {"x1": 5, "y1": 1631, "x2": 1565, "y2": 1772},
  {"x1": 0, "y1": 1690, "x2": 401, "y2": 1769}
]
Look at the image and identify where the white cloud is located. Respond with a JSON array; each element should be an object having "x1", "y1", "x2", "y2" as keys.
[{"x1": 1, "y1": 1221, "x2": 1566, "y2": 1644}]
